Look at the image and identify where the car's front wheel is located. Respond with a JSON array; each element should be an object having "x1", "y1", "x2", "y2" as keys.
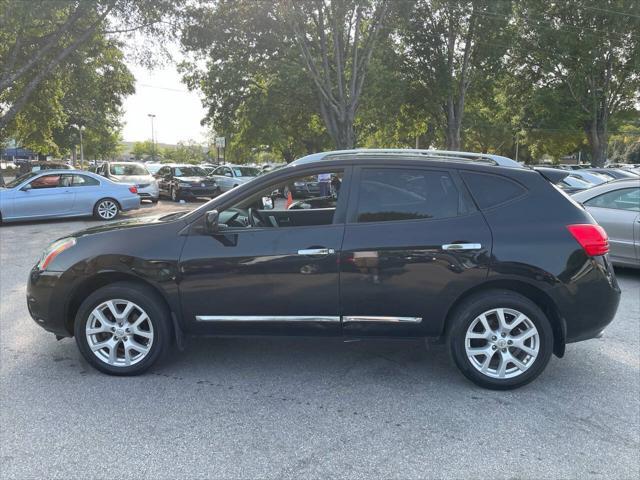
[
  {"x1": 448, "y1": 290, "x2": 553, "y2": 390},
  {"x1": 93, "y1": 198, "x2": 120, "y2": 220},
  {"x1": 74, "y1": 282, "x2": 171, "y2": 375}
]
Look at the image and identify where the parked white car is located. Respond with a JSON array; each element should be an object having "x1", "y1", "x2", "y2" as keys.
[
  {"x1": 96, "y1": 162, "x2": 159, "y2": 203},
  {"x1": 208, "y1": 164, "x2": 261, "y2": 192}
]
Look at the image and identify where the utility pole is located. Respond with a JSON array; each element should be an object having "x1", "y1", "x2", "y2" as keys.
[{"x1": 147, "y1": 113, "x2": 156, "y2": 162}]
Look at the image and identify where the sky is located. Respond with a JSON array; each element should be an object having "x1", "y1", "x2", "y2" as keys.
[{"x1": 121, "y1": 61, "x2": 208, "y2": 145}]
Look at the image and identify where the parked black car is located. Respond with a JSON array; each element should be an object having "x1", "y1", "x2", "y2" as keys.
[
  {"x1": 154, "y1": 164, "x2": 220, "y2": 201},
  {"x1": 27, "y1": 149, "x2": 620, "y2": 389}
]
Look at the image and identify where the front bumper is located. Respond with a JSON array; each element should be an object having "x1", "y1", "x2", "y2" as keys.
[
  {"x1": 27, "y1": 268, "x2": 69, "y2": 337},
  {"x1": 178, "y1": 186, "x2": 219, "y2": 198}
]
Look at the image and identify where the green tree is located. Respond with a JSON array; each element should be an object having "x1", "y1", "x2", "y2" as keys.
[
  {"x1": 401, "y1": 0, "x2": 513, "y2": 150},
  {"x1": 162, "y1": 141, "x2": 207, "y2": 164},
  {"x1": 180, "y1": 0, "x2": 391, "y2": 151},
  {"x1": 0, "y1": 0, "x2": 180, "y2": 133},
  {"x1": 132, "y1": 140, "x2": 155, "y2": 160},
  {"x1": 513, "y1": 0, "x2": 640, "y2": 166}
]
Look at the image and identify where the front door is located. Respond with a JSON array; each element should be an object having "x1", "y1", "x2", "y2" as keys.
[
  {"x1": 13, "y1": 174, "x2": 76, "y2": 219},
  {"x1": 178, "y1": 167, "x2": 350, "y2": 335},
  {"x1": 339, "y1": 166, "x2": 492, "y2": 337}
]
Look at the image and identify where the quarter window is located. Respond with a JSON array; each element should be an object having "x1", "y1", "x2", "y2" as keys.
[
  {"x1": 585, "y1": 188, "x2": 640, "y2": 212},
  {"x1": 461, "y1": 171, "x2": 527, "y2": 209},
  {"x1": 354, "y1": 168, "x2": 462, "y2": 223},
  {"x1": 71, "y1": 174, "x2": 100, "y2": 186}
]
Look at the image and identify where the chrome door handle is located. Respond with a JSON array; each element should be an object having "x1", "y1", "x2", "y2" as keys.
[
  {"x1": 297, "y1": 248, "x2": 335, "y2": 256},
  {"x1": 442, "y1": 243, "x2": 482, "y2": 251}
]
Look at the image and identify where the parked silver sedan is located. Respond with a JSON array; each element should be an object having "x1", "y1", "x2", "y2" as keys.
[
  {"x1": 572, "y1": 178, "x2": 640, "y2": 268},
  {"x1": 0, "y1": 170, "x2": 140, "y2": 223}
]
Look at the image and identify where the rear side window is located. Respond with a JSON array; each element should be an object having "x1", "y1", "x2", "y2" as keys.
[
  {"x1": 354, "y1": 168, "x2": 463, "y2": 223},
  {"x1": 461, "y1": 171, "x2": 526, "y2": 209},
  {"x1": 585, "y1": 188, "x2": 640, "y2": 212}
]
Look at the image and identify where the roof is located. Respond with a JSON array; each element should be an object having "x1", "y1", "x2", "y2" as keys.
[{"x1": 290, "y1": 149, "x2": 522, "y2": 168}]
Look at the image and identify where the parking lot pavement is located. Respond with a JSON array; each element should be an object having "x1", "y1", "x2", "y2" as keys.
[{"x1": 1, "y1": 212, "x2": 638, "y2": 479}]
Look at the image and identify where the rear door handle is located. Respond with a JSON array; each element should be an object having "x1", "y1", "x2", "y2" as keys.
[
  {"x1": 442, "y1": 243, "x2": 482, "y2": 251},
  {"x1": 298, "y1": 248, "x2": 335, "y2": 256}
]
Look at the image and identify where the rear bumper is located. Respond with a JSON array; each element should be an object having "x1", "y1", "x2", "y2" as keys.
[
  {"x1": 557, "y1": 255, "x2": 621, "y2": 343},
  {"x1": 137, "y1": 183, "x2": 159, "y2": 200},
  {"x1": 120, "y1": 195, "x2": 141, "y2": 211}
]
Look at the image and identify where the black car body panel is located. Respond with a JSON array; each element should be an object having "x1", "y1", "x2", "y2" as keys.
[{"x1": 27, "y1": 154, "x2": 620, "y2": 357}]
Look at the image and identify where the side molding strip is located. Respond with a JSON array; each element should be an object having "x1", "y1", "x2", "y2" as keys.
[
  {"x1": 195, "y1": 315, "x2": 340, "y2": 323},
  {"x1": 343, "y1": 316, "x2": 423, "y2": 323}
]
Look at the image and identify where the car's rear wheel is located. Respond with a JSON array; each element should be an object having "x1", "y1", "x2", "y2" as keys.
[
  {"x1": 93, "y1": 198, "x2": 119, "y2": 220},
  {"x1": 448, "y1": 290, "x2": 553, "y2": 390},
  {"x1": 74, "y1": 282, "x2": 171, "y2": 375}
]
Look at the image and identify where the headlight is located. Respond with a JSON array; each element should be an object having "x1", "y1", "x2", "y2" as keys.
[
  {"x1": 178, "y1": 182, "x2": 191, "y2": 187},
  {"x1": 37, "y1": 238, "x2": 76, "y2": 271},
  {"x1": 294, "y1": 182, "x2": 305, "y2": 187}
]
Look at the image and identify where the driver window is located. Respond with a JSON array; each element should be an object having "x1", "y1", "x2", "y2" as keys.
[
  {"x1": 218, "y1": 170, "x2": 344, "y2": 229},
  {"x1": 29, "y1": 174, "x2": 62, "y2": 189}
]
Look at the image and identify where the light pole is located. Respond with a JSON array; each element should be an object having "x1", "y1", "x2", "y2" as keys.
[{"x1": 147, "y1": 113, "x2": 156, "y2": 162}]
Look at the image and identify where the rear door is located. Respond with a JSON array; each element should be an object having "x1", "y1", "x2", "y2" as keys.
[{"x1": 339, "y1": 165, "x2": 492, "y2": 337}]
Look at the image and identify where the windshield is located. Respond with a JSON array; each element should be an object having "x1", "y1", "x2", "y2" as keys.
[
  {"x1": 5, "y1": 171, "x2": 39, "y2": 188},
  {"x1": 110, "y1": 163, "x2": 148, "y2": 176},
  {"x1": 174, "y1": 166, "x2": 206, "y2": 177},
  {"x1": 562, "y1": 175, "x2": 593, "y2": 188},
  {"x1": 233, "y1": 167, "x2": 259, "y2": 177}
]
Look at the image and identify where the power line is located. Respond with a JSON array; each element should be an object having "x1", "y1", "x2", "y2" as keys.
[{"x1": 137, "y1": 83, "x2": 191, "y2": 94}]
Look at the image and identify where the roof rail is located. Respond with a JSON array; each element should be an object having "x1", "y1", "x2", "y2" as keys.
[{"x1": 291, "y1": 148, "x2": 522, "y2": 168}]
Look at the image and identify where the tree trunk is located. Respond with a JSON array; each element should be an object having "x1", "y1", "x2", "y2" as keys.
[
  {"x1": 587, "y1": 111, "x2": 608, "y2": 167},
  {"x1": 445, "y1": 98, "x2": 462, "y2": 150}
]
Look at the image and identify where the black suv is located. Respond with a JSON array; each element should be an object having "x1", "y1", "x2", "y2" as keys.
[
  {"x1": 154, "y1": 164, "x2": 219, "y2": 201},
  {"x1": 27, "y1": 149, "x2": 620, "y2": 389}
]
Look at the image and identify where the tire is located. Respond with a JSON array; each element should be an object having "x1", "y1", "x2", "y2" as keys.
[
  {"x1": 447, "y1": 290, "x2": 553, "y2": 390},
  {"x1": 93, "y1": 198, "x2": 120, "y2": 220},
  {"x1": 150, "y1": 198, "x2": 159, "y2": 204},
  {"x1": 170, "y1": 187, "x2": 180, "y2": 202},
  {"x1": 74, "y1": 282, "x2": 171, "y2": 376}
]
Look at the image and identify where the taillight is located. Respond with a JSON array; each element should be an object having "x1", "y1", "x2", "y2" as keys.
[
  {"x1": 129, "y1": 185, "x2": 138, "y2": 194},
  {"x1": 567, "y1": 224, "x2": 609, "y2": 256}
]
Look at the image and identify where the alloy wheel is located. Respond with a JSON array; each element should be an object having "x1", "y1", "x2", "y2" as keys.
[
  {"x1": 97, "y1": 200, "x2": 118, "y2": 219},
  {"x1": 464, "y1": 307, "x2": 540, "y2": 379},
  {"x1": 85, "y1": 299, "x2": 154, "y2": 367}
]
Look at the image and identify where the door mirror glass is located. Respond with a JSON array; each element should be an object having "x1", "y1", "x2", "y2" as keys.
[
  {"x1": 204, "y1": 210, "x2": 220, "y2": 233},
  {"x1": 261, "y1": 196, "x2": 274, "y2": 210}
]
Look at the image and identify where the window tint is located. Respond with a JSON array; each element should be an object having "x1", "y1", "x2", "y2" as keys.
[
  {"x1": 585, "y1": 188, "x2": 640, "y2": 212},
  {"x1": 71, "y1": 174, "x2": 100, "y2": 186},
  {"x1": 355, "y1": 168, "x2": 461, "y2": 223},
  {"x1": 461, "y1": 171, "x2": 526, "y2": 209},
  {"x1": 29, "y1": 174, "x2": 61, "y2": 189}
]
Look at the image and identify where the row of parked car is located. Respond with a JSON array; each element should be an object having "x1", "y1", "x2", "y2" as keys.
[{"x1": 2, "y1": 159, "x2": 638, "y2": 266}]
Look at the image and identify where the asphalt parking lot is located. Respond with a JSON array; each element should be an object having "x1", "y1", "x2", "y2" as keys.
[{"x1": 1, "y1": 201, "x2": 639, "y2": 479}]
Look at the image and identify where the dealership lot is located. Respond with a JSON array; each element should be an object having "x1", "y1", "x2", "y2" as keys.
[{"x1": 1, "y1": 202, "x2": 638, "y2": 479}]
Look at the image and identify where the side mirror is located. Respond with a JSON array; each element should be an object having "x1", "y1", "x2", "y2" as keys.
[
  {"x1": 21, "y1": 183, "x2": 32, "y2": 192},
  {"x1": 261, "y1": 196, "x2": 274, "y2": 210},
  {"x1": 204, "y1": 209, "x2": 220, "y2": 233}
]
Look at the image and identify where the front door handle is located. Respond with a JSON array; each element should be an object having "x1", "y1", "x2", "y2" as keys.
[
  {"x1": 298, "y1": 248, "x2": 335, "y2": 256},
  {"x1": 442, "y1": 243, "x2": 482, "y2": 251}
]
